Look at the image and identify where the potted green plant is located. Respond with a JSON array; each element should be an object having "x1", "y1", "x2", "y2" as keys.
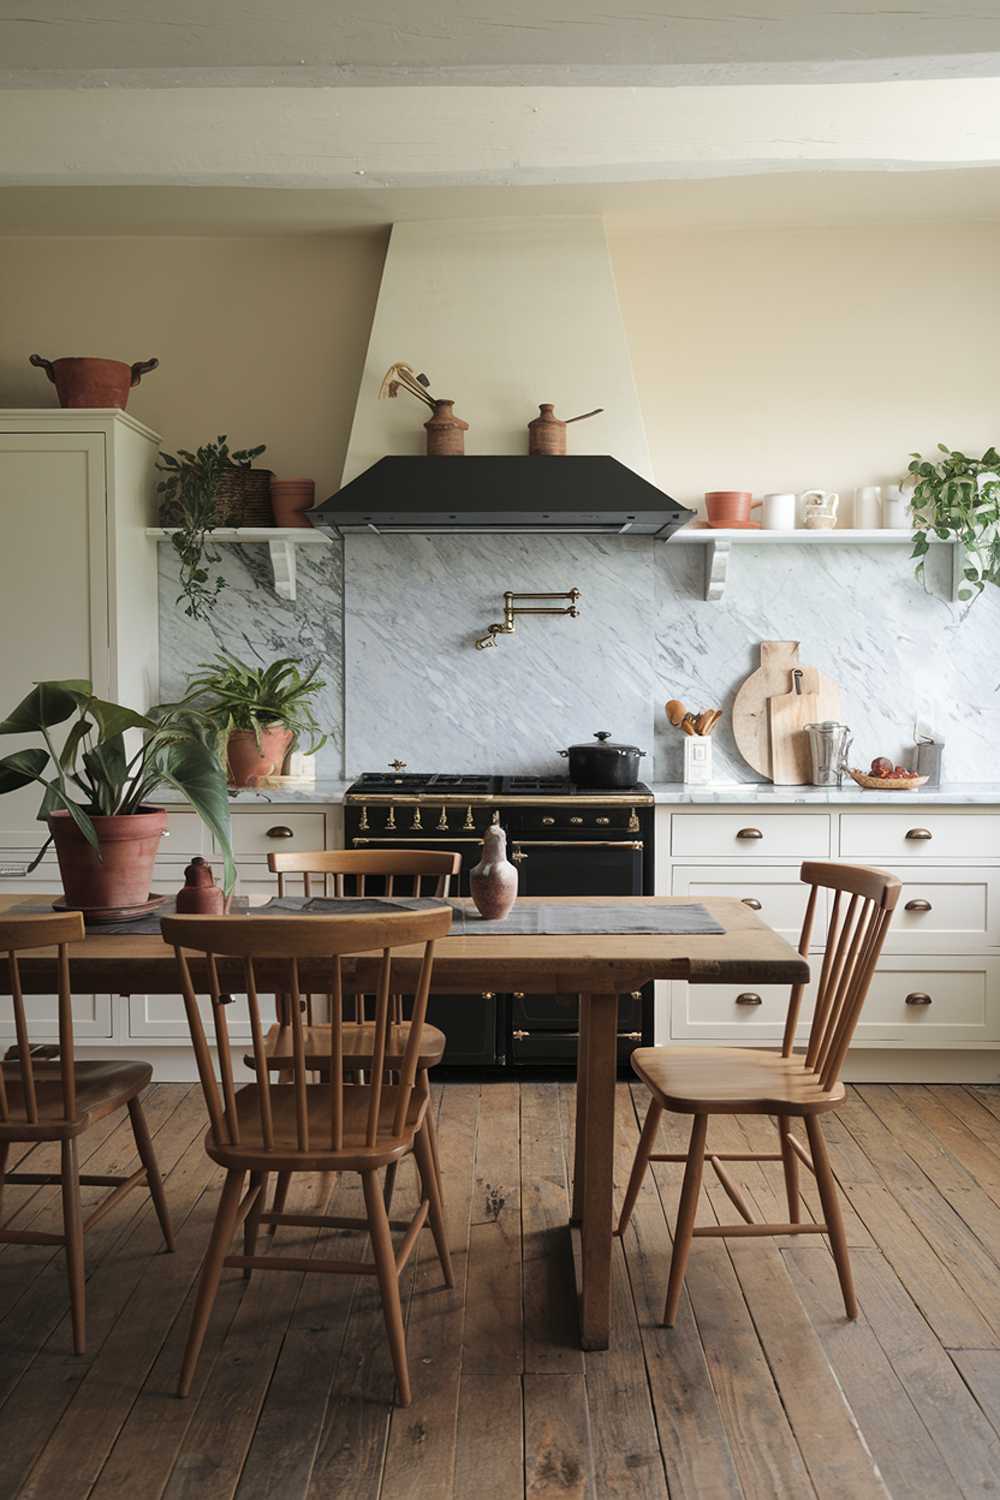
[
  {"x1": 0, "y1": 680, "x2": 234, "y2": 918},
  {"x1": 908, "y1": 444, "x2": 1000, "y2": 601},
  {"x1": 157, "y1": 436, "x2": 268, "y2": 620},
  {"x1": 187, "y1": 654, "x2": 327, "y2": 787}
]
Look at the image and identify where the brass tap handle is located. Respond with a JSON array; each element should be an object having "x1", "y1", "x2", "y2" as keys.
[
  {"x1": 511, "y1": 847, "x2": 527, "y2": 864},
  {"x1": 905, "y1": 898, "x2": 932, "y2": 912},
  {"x1": 905, "y1": 991, "x2": 933, "y2": 1005},
  {"x1": 741, "y1": 897, "x2": 762, "y2": 910},
  {"x1": 437, "y1": 806, "x2": 449, "y2": 831},
  {"x1": 735, "y1": 992, "x2": 763, "y2": 1006},
  {"x1": 627, "y1": 808, "x2": 640, "y2": 833},
  {"x1": 385, "y1": 806, "x2": 397, "y2": 831},
  {"x1": 463, "y1": 805, "x2": 475, "y2": 830},
  {"x1": 737, "y1": 827, "x2": 764, "y2": 840},
  {"x1": 411, "y1": 807, "x2": 423, "y2": 831},
  {"x1": 512, "y1": 1029, "x2": 529, "y2": 1040},
  {"x1": 359, "y1": 804, "x2": 370, "y2": 832},
  {"x1": 905, "y1": 828, "x2": 933, "y2": 840}
]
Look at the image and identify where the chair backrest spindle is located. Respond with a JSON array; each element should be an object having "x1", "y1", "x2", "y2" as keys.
[{"x1": 0, "y1": 914, "x2": 85, "y2": 1129}]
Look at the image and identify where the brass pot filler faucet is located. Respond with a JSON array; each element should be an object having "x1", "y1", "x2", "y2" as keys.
[{"x1": 474, "y1": 588, "x2": 581, "y2": 650}]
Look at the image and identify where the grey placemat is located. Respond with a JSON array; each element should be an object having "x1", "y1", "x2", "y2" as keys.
[{"x1": 11, "y1": 895, "x2": 724, "y2": 938}]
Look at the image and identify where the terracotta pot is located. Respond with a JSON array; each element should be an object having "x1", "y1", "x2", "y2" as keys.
[
  {"x1": 528, "y1": 403, "x2": 566, "y2": 456},
  {"x1": 227, "y1": 725, "x2": 295, "y2": 787},
  {"x1": 270, "y1": 478, "x2": 316, "y2": 529},
  {"x1": 29, "y1": 354, "x2": 158, "y2": 410},
  {"x1": 704, "y1": 490, "x2": 760, "y2": 527},
  {"x1": 175, "y1": 856, "x2": 226, "y2": 914},
  {"x1": 48, "y1": 807, "x2": 166, "y2": 914},
  {"x1": 424, "y1": 399, "x2": 469, "y2": 456}
]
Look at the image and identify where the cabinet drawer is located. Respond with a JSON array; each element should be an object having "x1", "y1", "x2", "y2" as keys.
[
  {"x1": 671, "y1": 975, "x2": 815, "y2": 1041},
  {"x1": 840, "y1": 811, "x2": 1000, "y2": 860},
  {"x1": 161, "y1": 812, "x2": 208, "y2": 857},
  {"x1": 129, "y1": 991, "x2": 279, "y2": 1042},
  {"x1": 222, "y1": 812, "x2": 326, "y2": 859},
  {"x1": 0, "y1": 993, "x2": 113, "y2": 1041},
  {"x1": 855, "y1": 957, "x2": 1000, "y2": 1043},
  {"x1": 671, "y1": 865, "x2": 825, "y2": 946},
  {"x1": 884, "y1": 869, "x2": 1000, "y2": 952},
  {"x1": 672, "y1": 812, "x2": 831, "y2": 859}
]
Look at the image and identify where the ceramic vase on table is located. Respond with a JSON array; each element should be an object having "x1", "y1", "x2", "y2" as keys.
[
  {"x1": 175, "y1": 856, "x2": 226, "y2": 914},
  {"x1": 470, "y1": 823, "x2": 518, "y2": 920}
]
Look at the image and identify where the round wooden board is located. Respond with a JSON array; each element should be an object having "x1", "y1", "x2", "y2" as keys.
[{"x1": 732, "y1": 642, "x2": 801, "y2": 777}]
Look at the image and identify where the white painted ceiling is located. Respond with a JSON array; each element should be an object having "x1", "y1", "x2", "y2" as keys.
[{"x1": 1, "y1": 1, "x2": 999, "y2": 84}]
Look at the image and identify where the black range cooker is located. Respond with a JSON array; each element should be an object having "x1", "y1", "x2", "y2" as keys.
[{"x1": 343, "y1": 770, "x2": 655, "y2": 1070}]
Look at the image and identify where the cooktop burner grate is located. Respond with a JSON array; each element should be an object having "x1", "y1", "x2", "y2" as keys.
[{"x1": 347, "y1": 772, "x2": 651, "y2": 798}]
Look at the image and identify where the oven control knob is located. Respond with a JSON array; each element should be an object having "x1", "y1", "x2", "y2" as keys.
[
  {"x1": 569, "y1": 816, "x2": 583, "y2": 825},
  {"x1": 385, "y1": 805, "x2": 397, "y2": 831},
  {"x1": 627, "y1": 808, "x2": 640, "y2": 832},
  {"x1": 411, "y1": 807, "x2": 423, "y2": 831},
  {"x1": 358, "y1": 804, "x2": 370, "y2": 832},
  {"x1": 541, "y1": 816, "x2": 555, "y2": 826},
  {"x1": 437, "y1": 806, "x2": 449, "y2": 831},
  {"x1": 595, "y1": 816, "x2": 610, "y2": 825},
  {"x1": 463, "y1": 805, "x2": 475, "y2": 830}
]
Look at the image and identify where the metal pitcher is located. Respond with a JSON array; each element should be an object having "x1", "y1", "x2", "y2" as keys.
[{"x1": 805, "y1": 722, "x2": 853, "y2": 787}]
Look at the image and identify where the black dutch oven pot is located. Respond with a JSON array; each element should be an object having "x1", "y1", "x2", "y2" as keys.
[{"x1": 559, "y1": 731, "x2": 646, "y2": 789}]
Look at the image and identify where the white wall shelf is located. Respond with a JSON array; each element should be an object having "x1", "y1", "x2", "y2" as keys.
[
  {"x1": 671, "y1": 528, "x2": 962, "y2": 602},
  {"x1": 148, "y1": 527, "x2": 332, "y2": 602}
]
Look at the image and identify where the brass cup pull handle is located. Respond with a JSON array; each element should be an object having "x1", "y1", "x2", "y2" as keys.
[
  {"x1": 905, "y1": 898, "x2": 933, "y2": 913},
  {"x1": 905, "y1": 828, "x2": 933, "y2": 841},
  {"x1": 737, "y1": 827, "x2": 764, "y2": 840},
  {"x1": 266, "y1": 825, "x2": 294, "y2": 839},
  {"x1": 736, "y1": 992, "x2": 763, "y2": 1006},
  {"x1": 741, "y1": 897, "x2": 762, "y2": 910},
  {"x1": 905, "y1": 992, "x2": 933, "y2": 1006}
]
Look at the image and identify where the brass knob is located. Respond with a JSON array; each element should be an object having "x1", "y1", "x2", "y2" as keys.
[
  {"x1": 627, "y1": 808, "x2": 640, "y2": 832},
  {"x1": 266, "y1": 825, "x2": 294, "y2": 839},
  {"x1": 741, "y1": 897, "x2": 762, "y2": 910},
  {"x1": 389, "y1": 759, "x2": 407, "y2": 771},
  {"x1": 541, "y1": 816, "x2": 555, "y2": 826},
  {"x1": 905, "y1": 898, "x2": 932, "y2": 913},
  {"x1": 905, "y1": 828, "x2": 933, "y2": 841},
  {"x1": 512, "y1": 847, "x2": 527, "y2": 864},
  {"x1": 512, "y1": 1029, "x2": 529, "y2": 1040},
  {"x1": 482, "y1": 991, "x2": 496, "y2": 1000},
  {"x1": 162, "y1": 829, "x2": 171, "y2": 837},
  {"x1": 513, "y1": 991, "x2": 525, "y2": 999},
  {"x1": 737, "y1": 827, "x2": 763, "y2": 840},
  {"x1": 595, "y1": 816, "x2": 610, "y2": 825},
  {"x1": 629, "y1": 991, "x2": 642, "y2": 1001},
  {"x1": 570, "y1": 816, "x2": 583, "y2": 825},
  {"x1": 620, "y1": 1031, "x2": 642, "y2": 1040},
  {"x1": 905, "y1": 992, "x2": 933, "y2": 1006},
  {"x1": 359, "y1": 804, "x2": 370, "y2": 831},
  {"x1": 736, "y1": 992, "x2": 763, "y2": 1006}
]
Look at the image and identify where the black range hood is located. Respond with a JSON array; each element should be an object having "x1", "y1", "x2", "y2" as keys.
[{"x1": 307, "y1": 456, "x2": 694, "y2": 538}]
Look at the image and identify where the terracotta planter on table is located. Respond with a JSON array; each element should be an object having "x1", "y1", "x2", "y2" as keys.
[
  {"x1": 48, "y1": 807, "x2": 167, "y2": 918},
  {"x1": 227, "y1": 725, "x2": 294, "y2": 787}
]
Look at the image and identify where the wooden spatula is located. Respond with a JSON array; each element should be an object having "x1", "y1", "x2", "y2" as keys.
[{"x1": 769, "y1": 668, "x2": 820, "y2": 785}]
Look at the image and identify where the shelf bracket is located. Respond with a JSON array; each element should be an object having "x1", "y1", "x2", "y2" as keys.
[
  {"x1": 267, "y1": 539, "x2": 297, "y2": 601},
  {"x1": 704, "y1": 538, "x2": 732, "y2": 602}
]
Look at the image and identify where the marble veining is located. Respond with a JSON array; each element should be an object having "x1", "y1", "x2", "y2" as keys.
[{"x1": 157, "y1": 541, "x2": 344, "y2": 776}]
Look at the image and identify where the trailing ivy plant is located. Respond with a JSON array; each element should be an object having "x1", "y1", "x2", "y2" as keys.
[
  {"x1": 157, "y1": 436, "x2": 266, "y2": 620},
  {"x1": 908, "y1": 444, "x2": 1000, "y2": 602}
]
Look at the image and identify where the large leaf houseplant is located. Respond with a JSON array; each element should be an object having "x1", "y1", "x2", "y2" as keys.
[
  {"x1": 908, "y1": 444, "x2": 1000, "y2": 601},
  {"x1": 187, "y1": 654, "x2": 327, "y2": 787},
  {"x1": 0, "y1": 681, "x2": 234, "y2": 917}
]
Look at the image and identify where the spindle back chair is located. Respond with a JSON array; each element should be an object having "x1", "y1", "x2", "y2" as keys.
[
  {"x1": 618, "y1": 861, "x2": 900, "y2": 1326},
  {"x1": 164, "y1": 905, "x2": 453, "y2": 1405},
  {"x1": 0, "y1": 912, "x2": 174, "y2": 1353}
]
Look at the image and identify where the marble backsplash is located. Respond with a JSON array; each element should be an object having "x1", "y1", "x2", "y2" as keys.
[{"x1": 158, "y1": 534, "x2": 1000, "y2": 783}]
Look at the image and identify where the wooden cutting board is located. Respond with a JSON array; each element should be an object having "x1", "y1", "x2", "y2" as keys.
[
  {"x1": 733, "y1": 641, "x2": 842, "y2": 779},
  {"x1": 769, "y1": 668, "x2": 820, "y2": 784}
]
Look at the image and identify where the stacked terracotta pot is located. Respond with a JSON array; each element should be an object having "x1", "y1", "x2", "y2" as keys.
[{"x1": 269, "y1": 478, "x2": 316, "y2": 528}]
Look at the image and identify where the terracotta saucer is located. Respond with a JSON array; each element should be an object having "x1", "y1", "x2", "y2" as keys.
[
  {"x1": 53, "y1": 892, "x2": 167, "y2": 925},
  {"x1": 706, "y1": 519, "x2": 762, "y2": 530}
]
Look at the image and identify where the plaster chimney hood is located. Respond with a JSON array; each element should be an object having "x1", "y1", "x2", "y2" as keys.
[
  {"x1": 309, "y1": 455, "x2": 692, "y2": 538},
  {"x1": 316, "y1": 217, "x2": 693, "y2": 540}
]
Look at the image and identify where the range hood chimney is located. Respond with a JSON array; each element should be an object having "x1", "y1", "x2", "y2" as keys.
[{"x1": 311, "y1": 217, "x2": 692, "y2": 539}]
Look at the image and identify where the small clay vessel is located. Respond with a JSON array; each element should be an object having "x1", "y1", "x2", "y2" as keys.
[
  {"x1": 175, "y1": 856, "x2": 225, "y2": 914},
  {"x1": 424, "y1": 399, "x2": 469, "y2": 456},
  {"x1": 469, "y1": 823, "x2": 518, "y2": 921},
  {"x1": 29, "y1": 354, "x2": 158, "y2": 410}
]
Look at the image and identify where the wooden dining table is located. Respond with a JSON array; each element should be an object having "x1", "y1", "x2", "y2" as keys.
[{"x1": 0, "y1": 892, "x2": 809, "y2": 1351}]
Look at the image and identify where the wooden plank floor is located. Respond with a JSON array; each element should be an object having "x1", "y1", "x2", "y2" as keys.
[{"x1": 4, "y1": 1081, "x2": 1000, "y2": 1498}]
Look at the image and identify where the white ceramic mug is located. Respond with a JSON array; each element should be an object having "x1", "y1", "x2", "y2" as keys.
[
  {"x1": 882, "y1": 483, "x2": 910, "y2": 529},
  {"x1": 854, "y1": 485, "x2": 883, "y2": 529},
  {"x1": 761, "y1": 492, "x2": 797, "y2": 530}
]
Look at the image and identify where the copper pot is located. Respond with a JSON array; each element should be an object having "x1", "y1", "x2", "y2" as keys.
[{"x1": 29, "y1": 354, "x2": 158, "y2": 410}]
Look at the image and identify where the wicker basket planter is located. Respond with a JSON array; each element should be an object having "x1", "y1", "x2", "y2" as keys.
[{"x1": 159, "y1": 466, "x2": 274, "y2": 527}]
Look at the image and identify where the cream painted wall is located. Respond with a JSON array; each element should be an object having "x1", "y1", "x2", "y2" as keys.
[
  {"x1": 0, "y1": 232, "x2": 387, "y2": 498},
  {"x1": 608, "y1": 222, "x2": 1000, "y2": 515}
]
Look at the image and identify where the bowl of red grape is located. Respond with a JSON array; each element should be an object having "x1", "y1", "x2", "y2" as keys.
[{"x1": 848, "y1": 758, "x2": 929, "y2": 791}]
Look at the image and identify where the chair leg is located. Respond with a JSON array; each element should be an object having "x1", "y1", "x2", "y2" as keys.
[
  {"x1": 0, "y1": 1141, "x2": 9, "y2": 1223},
  {"x1": 806, "y1": 1114, "x2": 857, "y2": 1319},
  {"x1": 243, "y1": 1171, "x2": 266, "y2": 1280},
  {"x1": 617, "y1": 1098, "x2": 663, "y2": 1236},
  {"x1": 382, "y1": 1161, "x2": 399, "y2": 1214},
  {"x1": 422, "y1": 1083, "x2": 444, "y2": 1195},
  {"x1": 363, "y1": 1169, "x2": 411, "y2": 1407},
  {"x1": 61, "y1": 1137, "x2": 86, "y2": 1355},
  {"x1": 777, "y1": 1114, "x2": 800, "y2": 1224},
  {"x1": 128, "y1": 1095, "x2": 175, "y2": 1252},
  {"x1": 414, "y1": 1126, "x2": 453, "y2": 1288},
  {"x1": 268, "y1": 1170, "x2": 291, "y2": 1236},
  {"x1": 178, "y1": 1169, "x2": 245, "y2": 1398},
  {"x1": 663, "y1": 1113, "x2": 708, "y2": 1328}
]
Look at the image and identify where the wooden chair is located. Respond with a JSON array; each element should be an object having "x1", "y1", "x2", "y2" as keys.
[
  {"x1": 0, "y1": 912, "x2": 174, "y2": 1354},
  {"x1": 164, "y1": 904, "x2": 454, "y2": 1406},
  {"x1": 260, "y1": 849, "x2": 461, "y2": 1216},
  {"x1": 618, "y1": 861, "x2": 900, "y2": 1325}
]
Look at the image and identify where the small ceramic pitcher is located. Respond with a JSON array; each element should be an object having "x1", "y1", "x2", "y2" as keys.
[
  {"x1": 470, "y1": 823, "x2": 518, "y2": 920},
  {"x1": 801, "y1": 489, "x2": 840, "y2": 529}
]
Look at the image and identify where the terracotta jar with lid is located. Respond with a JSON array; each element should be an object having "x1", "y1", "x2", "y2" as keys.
[{"x1": 175, "y1": 856, "x2": 226, "y2": 915}]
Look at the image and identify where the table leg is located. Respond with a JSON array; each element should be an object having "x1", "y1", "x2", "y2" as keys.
[
  {"x1": 571, "y1": 993, "x2": 590, "y2": 1224},
  {"x1": 574, "y1": 991, "x2": 618, "y2": 1351}
]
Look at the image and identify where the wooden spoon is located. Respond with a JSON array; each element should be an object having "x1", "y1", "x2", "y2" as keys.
[{"x1": 665, "y1": 698, "x2": 687, "y2": 727}]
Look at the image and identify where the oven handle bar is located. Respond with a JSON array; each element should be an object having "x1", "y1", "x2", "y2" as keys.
[
  {"x1": 352, "y1": 836, "x2": 484, "y2": 845},
  {"x1": 511, "y1": 840, "x2": 644, "y2": 850}
]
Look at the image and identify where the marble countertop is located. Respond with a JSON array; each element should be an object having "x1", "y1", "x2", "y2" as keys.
[{"x1": 159, "y1": 780, "x2": 1000, "y2": 808}]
